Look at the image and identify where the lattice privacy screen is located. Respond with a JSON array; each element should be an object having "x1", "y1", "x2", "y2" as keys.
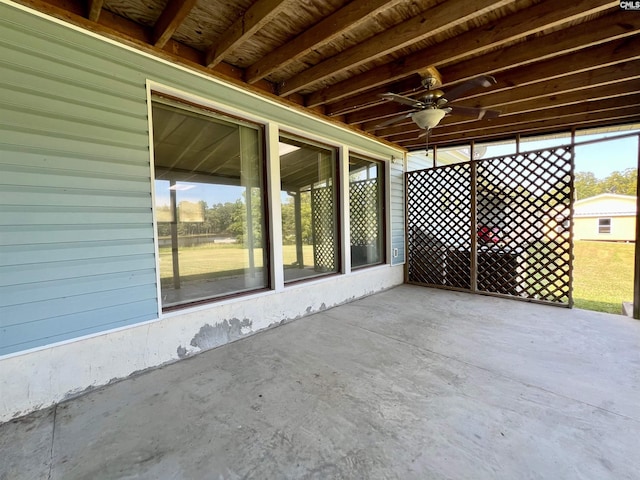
[
  {"x1": 311, "y1": 186, "x2": 336, "y2": 271},
  {"x1": 406, "y1": 146, "x2": 574, "y2": 306},
  {"x1": 350, "y1": 179, "x2": 379, "y2": 246}
]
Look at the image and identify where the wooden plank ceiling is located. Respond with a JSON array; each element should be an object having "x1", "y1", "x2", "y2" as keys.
[{"x1": 17, "y1": 0, "x2": 640, "y2": 151}]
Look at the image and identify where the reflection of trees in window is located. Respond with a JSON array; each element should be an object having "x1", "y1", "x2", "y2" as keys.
[{"x1": 151, "y1": 97, "x2": 268, "y2": 308}]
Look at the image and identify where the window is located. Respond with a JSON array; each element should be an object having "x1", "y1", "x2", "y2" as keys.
[
  {"x1": 151, "y1": 97, "x2": 268, "y2": 308},
  {"x1": 598, "y1": 218, "x2": 611, "y2": 234},
  {"x1": 279, "y1": 135, "x2": 339, "y2": 282},
  {"x1": 349, "y1": 155, "x2": 385, "y2": 268}
]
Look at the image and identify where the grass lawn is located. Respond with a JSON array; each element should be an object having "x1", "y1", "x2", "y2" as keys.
[
  {"x1": 159, "y1": 244, "x2": 315, "y2": 280},
  {"x1": 573, "y1": 240, "x2": 634, "y2": 314},
  {"x1": 160, "y1": 240, "x2": 633, "y2": 315}
]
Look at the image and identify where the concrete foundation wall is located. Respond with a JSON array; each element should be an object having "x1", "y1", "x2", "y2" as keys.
[{"x1": 0, "y1": 264, "x2": 404, "y2": 422}]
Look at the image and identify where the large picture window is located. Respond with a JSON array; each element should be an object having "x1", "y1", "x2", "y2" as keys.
[
  {"x1": 279, "y1": 135, "x2": 339, "y2": 282},
  {"x1": 151, "y1": 97, "x2": 268, "y2": 308},
  {"x1": 349, "y1": 155, "x2": 385, "y2": 268}
]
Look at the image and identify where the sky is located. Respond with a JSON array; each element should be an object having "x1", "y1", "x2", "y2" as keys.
[{"x1": 482, "y1": 129, "x2": 639, "y2": 179}]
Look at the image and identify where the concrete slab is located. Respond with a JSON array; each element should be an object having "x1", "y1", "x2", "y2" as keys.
[
  {"x1": 1, "y1": 285, "x2": 640, "y2": 479},
  {"x1": 0, "y1": 407, "x2": 54, "y2": 480}
]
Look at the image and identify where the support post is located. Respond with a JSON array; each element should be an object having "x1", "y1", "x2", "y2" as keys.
[
  {"x1": 633, "y1": 135, "x2": 640, "y2": 319},
  {"x1": 169, "y1": 180, "x2": 180, "y2": 289},
  {"x1": 245, "y1": 186, "x2": 256, "y2": 276},
  {"x1": 294, "y1": 190, "x2": 304, "y2": 268},
  {"x1": 470, "y1": 141, "x2": 478, "y2": 293}
]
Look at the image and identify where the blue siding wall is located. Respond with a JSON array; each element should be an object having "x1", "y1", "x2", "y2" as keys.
[
  {"x1": 0, "y1": 2, "x2": 404, "y2": 356},
  {"x1": 0, "y1": 7, "x2": 158, "y2": 355}
]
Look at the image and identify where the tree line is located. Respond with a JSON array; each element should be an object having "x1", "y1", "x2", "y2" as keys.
[
  {"x1": 574, "y1": 168, "x2": 636, "y2": 200},
  {"x1": 157, "y1": 192, "x2": 313, "y2": 245}
]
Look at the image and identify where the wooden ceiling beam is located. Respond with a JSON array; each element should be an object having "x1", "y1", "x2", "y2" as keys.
[
  {"x1": 440, "y1": 9, "x2": 640, "y2": 89},
  {"x1": 388, "y1": 98, "x2": 640, "y2": 144},
  {"x1": 87, "y1": 0, "x2": 103, "y2": 22},
  {"x1": 352, "y1": 37, "x2": 640, "y2": 128},
  {"x1": 398, "y1": 111, "x2": 640, "y2": 150},
  {"x1": 206, "y1": 0, "x2": 289, "y2": 68},
  {"x1": 245, "y1": 0, "x2": 403, "y2": 84},
  {"x1": 326, "y1": 8, "x2": 640, "y2": 117},
  {"x1": 376, "y1": 82, "x2": 640, "y2": 138},
  {"x1": 14, "y1": 0, "x2": 287, "y2": 99},
  {"x1": 153, "y1": 0, "x2": 198, "y2": 48},
  {"x1": 278, "y1": 0, "x2": 513, "y2": 96},
  {"x1": 306, "y1": 0, "x2": 618, "y2": 107}
]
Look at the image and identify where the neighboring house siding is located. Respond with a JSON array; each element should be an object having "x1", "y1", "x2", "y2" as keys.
[
  {"x1": 0, "y1": 3, "x2": 404, "y2": 356},
  {"x1": 573, "y1": 194, "x2": 636, "y2": 242},
  {"x1": 574, "y1": 216, "x2": 636, "y2": 242}
]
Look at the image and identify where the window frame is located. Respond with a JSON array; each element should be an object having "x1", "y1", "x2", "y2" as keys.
[
  {"x1": 598, "y1": 218, "x2": 612, "y2": 234},
  {"x1": 278, "y1": 132, "x2": 342, "y2": 284},
  {"x1": 150, "y1": 93, "x2": 271, "y2": 311},
  {"x1": 348, "y1": 153, "x2": 387, "y2": 270}
]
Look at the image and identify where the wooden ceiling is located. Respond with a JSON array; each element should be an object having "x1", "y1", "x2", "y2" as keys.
[{"x1": 16, "y1": 0, "x2": 640, "y2": 151}]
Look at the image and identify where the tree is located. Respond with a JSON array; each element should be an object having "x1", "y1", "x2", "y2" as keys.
[
  {"x1": 574, "y1": 171, "x2": 600, "y2": 200},
  {"x1": 574, "y1": 169, "x2": 637, "y2": 200},
  {"x1": 600, "y1": 168, "x2": 637, "y2": 196}
]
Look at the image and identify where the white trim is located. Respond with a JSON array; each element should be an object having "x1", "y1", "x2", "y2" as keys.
[
  {"x1": 266, "y1": 122, "x2": 285, "y2": 292},
  {"x1": 146, "y1": 81, "x2": 164, "y2": 318},
  {"x1": 340, "y1": 146, "x2": 351, "y2": 274}
]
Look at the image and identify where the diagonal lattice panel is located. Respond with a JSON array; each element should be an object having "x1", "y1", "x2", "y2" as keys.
[
  {"x1": 311, "y1": 186, "x2": 336, "y2": 272},
  {"x1": 406, "y1": 145, "x2": 574, "y2": 307},
  {"x1": 406, "y1": 163, "x2": 472, "y2": 289},
  {"x1": 476, "y1": 146, "x2": 573, "y2": 304},
  {"x1": 350, "y1": 179, "x2": 379, "y2": 246}
]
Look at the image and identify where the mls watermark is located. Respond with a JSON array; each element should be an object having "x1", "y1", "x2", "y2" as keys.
[{"x1": 620, "y1": 1, "x2": 640, "y2": 10}]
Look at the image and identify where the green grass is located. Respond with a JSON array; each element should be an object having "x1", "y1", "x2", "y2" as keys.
[
  {"x1": 160, "y1": 240, "x2": 633, "y2": 314},
  {"x1": 159, "y1": 243, "x2": 314, "y2": 280},
  {"x1": 573, "y1": 241, "x2": 634, "y2": 314}
]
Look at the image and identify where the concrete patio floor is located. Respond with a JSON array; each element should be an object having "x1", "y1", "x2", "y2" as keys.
[{"x1": 2, "y1": 285, "x2": 640, "y2": 479}]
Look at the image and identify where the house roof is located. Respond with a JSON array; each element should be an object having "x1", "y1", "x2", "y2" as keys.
[
  {"x1": 14, "y1": 0, "x2": 640, "y2": 151},
  {"x1": 574, "y1": 193, "x2": 637, "y2": 216}
]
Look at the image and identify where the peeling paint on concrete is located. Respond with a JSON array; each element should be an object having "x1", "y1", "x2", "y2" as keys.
[
  {"x1": 320, "y1": 303, "x2": 327, "y2": 311},
  {"x1": 1, "y1": 264, "x2": 404, "y2": 423},
  {"x1": 190, "y1": 318, "x2": 253, "y2": 351}
]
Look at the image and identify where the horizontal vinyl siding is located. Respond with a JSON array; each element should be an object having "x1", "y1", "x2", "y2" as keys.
[
  {"x1": 390, "y1": 161, "x2": 406, "y2": 265},
  {"x1": 0, "y1": 5, "x2": 157, "y2": 355},
  {"x1": 0, "y1": 2, "x2": 404, "y2": 355}
]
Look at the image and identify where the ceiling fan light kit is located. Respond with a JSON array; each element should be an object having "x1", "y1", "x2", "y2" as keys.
[
  {"x1": 412, "y1": 108, "x2": 447, "y2": 129},
  {"x1": 378, "y1": 69, "x2": 500, "y2": 132}
]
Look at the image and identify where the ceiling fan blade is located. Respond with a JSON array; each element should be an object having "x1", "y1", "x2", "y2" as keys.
[
  {"x1": 376, "y1": 112, "x2": 415, "y2": 128},
  {"x1": 448, "y1": 105, "x2": 500, "y2": 120},
  {"x1": 441, "y1": 75, "x2": 497, "y2": 103},
  {"x1": 380, "y1": 92, "x2": 424, "y2": 109}
]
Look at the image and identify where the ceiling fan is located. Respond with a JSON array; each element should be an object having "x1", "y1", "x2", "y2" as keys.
[{"x1": 377, "y1": 68, "x2": 501, "y2": 131}]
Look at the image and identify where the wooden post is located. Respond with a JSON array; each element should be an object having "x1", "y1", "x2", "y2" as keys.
[
  {"x1": 245, "y1": 186, "x2": 256, "y2": 276},
  {"x1": 294, "y1": 190, "x2": 304, "y2": 268},
  {"x1": 169, "y1": 180, "x2": 180, "y2": 289},
  {"x1": 633, "y1": 135, "x2": 640, "y2": 319},
  {"x1": 470, "y1": 141, "x2": 478, "y2": 293}
]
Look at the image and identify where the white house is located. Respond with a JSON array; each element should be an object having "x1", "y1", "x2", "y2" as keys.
[{"x1": 573, "y1": 193, "x2": 637, "y2": 242}]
